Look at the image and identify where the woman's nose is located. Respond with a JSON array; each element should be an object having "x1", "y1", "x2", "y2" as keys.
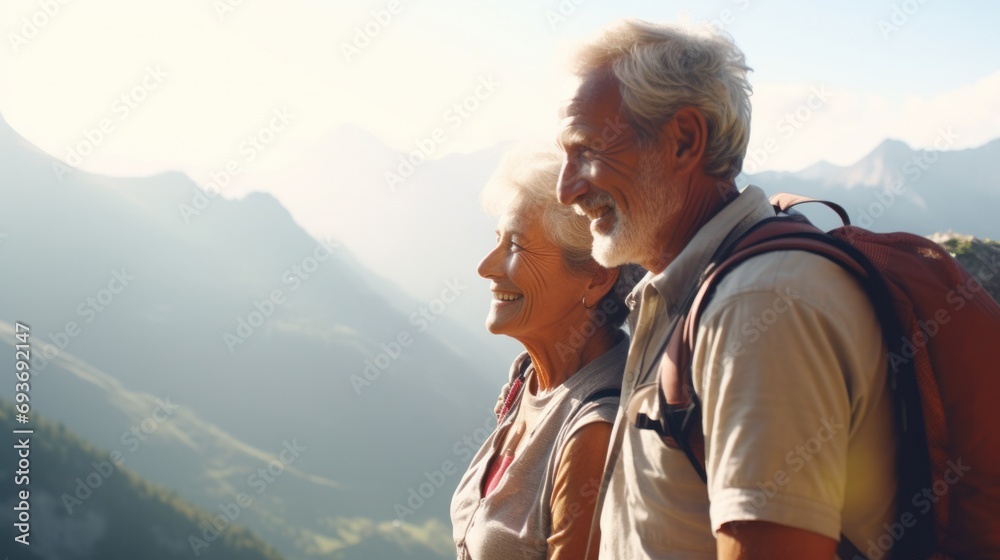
[{"x1": 477, "y1": 246, "x2": 502, "y2": 280}]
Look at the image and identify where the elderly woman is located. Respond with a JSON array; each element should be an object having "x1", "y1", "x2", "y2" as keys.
[{"x1": 451, "y1": 145, "x2": 643, "y2": 560}]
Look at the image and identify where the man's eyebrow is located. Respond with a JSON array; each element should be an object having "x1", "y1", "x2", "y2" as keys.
[
  {"x1": 495, "y1": 226, "x2": 524, "y2": 238},
  {"x1": 557, "y1": 126, "x2": 587, "y2": 150}
]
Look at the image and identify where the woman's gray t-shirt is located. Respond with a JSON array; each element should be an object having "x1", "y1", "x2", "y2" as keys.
[{"x1": 450, "y1": 338, "x2": 628, "y2": 560}]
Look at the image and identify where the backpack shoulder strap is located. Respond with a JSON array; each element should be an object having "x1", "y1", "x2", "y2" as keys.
[
  {"x1": 583, "y1": 387, "x2": 621, "y2": 404},
  {"x1": 769, "y1": 192, "x2": 852, "y2": 226}
]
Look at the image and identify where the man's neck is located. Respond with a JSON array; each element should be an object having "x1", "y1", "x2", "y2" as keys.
[{"x1": 644, "y1": 179, "x2": 739, "y2": 274}]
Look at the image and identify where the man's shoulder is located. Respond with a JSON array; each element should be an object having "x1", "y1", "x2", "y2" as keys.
[{"x1": 706, "y1": 248, "x2": 873, "y2": 320}]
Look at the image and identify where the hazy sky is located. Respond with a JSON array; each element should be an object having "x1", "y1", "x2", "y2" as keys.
[{"x1": 3, "y1": 0, "x2": 999, "y2": 181}]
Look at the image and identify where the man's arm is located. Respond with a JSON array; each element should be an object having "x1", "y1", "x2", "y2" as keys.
[
  {"x1": 548, "y1": 421, "x2": 612, "y2": 560},
  {"x1": 717, "y1": 520, "x2": 836, "y2": 560},
  {"x1": 692, "y1": 253, "x2": 888, "y2": 558}
]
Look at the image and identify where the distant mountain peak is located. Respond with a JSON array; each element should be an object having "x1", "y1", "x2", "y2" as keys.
[
  {"x1": 871, "y1": 137, "x2": 913, "y2": 154},
  {"x1": 856, "y1": 138, "x2": 914, "y2": 168},
  {"x1": 835, "y1": 138, "x2": 915, "y2": 189}
]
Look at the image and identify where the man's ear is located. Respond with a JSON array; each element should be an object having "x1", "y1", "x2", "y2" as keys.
[
  {"x1": 659, "y1": 106, "x2": 709, "y2": 176},
  {"x1": 586, "y1": 265, "x2": 619, "y2": 306}
]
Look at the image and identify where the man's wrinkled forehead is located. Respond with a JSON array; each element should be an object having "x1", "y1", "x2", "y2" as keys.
[{"x1": 558, "y1": 68, "x2": 622, "y2": 120}]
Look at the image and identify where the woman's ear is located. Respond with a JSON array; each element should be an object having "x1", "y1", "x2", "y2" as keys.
[{"x1": 586, "y1": 265, "x2": 619, "y2": 307}]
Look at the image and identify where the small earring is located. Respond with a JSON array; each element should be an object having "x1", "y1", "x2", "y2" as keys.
[{"x1": 582, "y1": 296, "x2": 595, "y2": 310}]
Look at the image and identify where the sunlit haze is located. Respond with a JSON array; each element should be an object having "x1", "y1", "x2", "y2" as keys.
[{"x1": 6, "y1": 0, "x2": 999, "y2": 174}]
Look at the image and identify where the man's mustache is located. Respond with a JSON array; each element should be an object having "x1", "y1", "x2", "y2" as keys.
[{"x1": 573, "y1": 192, "x2": 616, "y2": 218}]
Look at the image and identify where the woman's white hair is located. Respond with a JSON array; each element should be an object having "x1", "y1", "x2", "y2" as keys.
[
  {"x1": 573, "y1": 19, "x2": 753, "y2": 180},
  {"x1": 481, "y1": 143, "x2": 644, "y2": 327}
]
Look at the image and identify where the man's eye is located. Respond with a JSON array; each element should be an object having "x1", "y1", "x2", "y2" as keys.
[{"x1": 497, "y1": 236, "x2": 521, "y2": 251}]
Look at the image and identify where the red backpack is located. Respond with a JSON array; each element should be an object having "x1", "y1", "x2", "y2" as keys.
[{"x1": 649, "y1": 193, "x2": 1000, "y2": 559}]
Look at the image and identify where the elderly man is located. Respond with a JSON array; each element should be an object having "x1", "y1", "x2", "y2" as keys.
[{"x1": 555, "y1": 20, "x2": 897, "y2": 559}]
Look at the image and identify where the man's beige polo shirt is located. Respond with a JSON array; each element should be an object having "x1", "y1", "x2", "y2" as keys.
[{"x1": 599, "y1": 185, "x2": 897, "y2": 559}]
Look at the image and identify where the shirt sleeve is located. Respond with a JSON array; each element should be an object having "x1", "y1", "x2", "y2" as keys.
[{"x1": 691, "y1": 251, "x2": 883, "y2": 541}]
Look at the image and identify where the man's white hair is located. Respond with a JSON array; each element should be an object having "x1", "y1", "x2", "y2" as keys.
[{"x1": 574, "y1": 19, "x2": 753, "y2": 180}]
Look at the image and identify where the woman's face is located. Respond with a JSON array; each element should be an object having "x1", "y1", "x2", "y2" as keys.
[{"x1": 477, "y1": 194, "x2": 592, "y2": 345}]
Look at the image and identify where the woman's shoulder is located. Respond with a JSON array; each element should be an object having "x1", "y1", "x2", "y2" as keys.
[
  {"x1": 567, "y1": 335, "x2": 630, "y2": 397},
  {"x1": 558, "y1": 337, "x2": 629, "y2": 439}
]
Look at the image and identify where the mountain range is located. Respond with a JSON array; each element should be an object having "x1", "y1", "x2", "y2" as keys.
[
  {"x1": 0, "y1": 114, "x2": 498, "y2": 559},
  {"x1": 742, "y1": 137, "x2": 1000, "y2": 237}
]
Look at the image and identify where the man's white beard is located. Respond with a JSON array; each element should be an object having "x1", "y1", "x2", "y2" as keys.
[{"x1": 590, "y1": 147, "x2": 670, "y2": 268}]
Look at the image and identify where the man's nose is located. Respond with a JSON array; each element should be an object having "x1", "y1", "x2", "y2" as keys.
[{"x1": 557, "y1": 163, "x2": 589, "y2": 206}]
